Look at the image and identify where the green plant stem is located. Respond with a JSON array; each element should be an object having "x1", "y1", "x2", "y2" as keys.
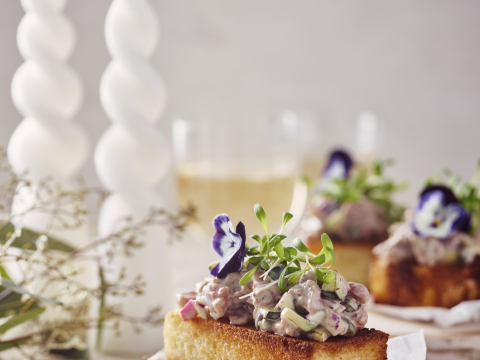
[
  {"x1": 96, "y1": 266, "x2": 107, "y2": 350},
  {"x1": 0, "y1": 335, "x2": 31, "y2": 352}
]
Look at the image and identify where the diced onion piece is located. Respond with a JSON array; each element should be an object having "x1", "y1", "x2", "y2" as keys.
[
  {"x1": 180, "y1": 300, "x2": 198, "y2": 321},
  {"x1": 193, "y1": 302, "x2": 207, "y2": 319},
  {"x1": 281, "y1": 308, "x2": 316, "y2": 332},
  {"x1": 307, "y1": 326, "x2": 332, "y2": 342}
]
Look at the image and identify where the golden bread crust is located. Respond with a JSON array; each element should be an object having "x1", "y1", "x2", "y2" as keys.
[
  {"x1": 370, "y1": 256, "x2": 480, "y2": 308},
  {"x1": 306, "y1": 236, "x2": 375, "y2": 286},
  {"x1": 164, "y1": 310, "x2": 388, "y2": 360}
]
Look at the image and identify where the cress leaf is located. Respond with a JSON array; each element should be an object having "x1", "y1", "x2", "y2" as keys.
[
  {"x1": 293, "y1": 238, "x2": 310, "y2": 253},
  {"x1": 245, "y1": 246, "x2": 259, "y2": 256},
  {"x1": 248, "y1": 256, "x2": 263, "y2": 265},
  {"x1": 280, "y1": 212, "x2": 294, "y2": 233},
  {"x1": 311, "y1": 268, "x2": 325, "y2": 282},
  {"x1": 274, "y1": 242, "x2": 284, "y2": 259},
  {"x1": 309, "y1": 253, "x2": 326, "y2": 266},
  {"x1": 286, "y1": 247, "x2": 297, "y2": 257},
  {"x1": 326, "y1": 247, "x2": 336, "y2": 267},
  {"x1": 278, "y1": 266, "x2": 289, "y2": 293},
  {"x1": 250, "y1": 235, "x2": 262, "y2": 244},
  {"x1": 239, "y1": 264, "x2": 260, "y2": 286},
  {"x1": 320, "y1": 233, "x2": 334, "y2": 263},
  {"x1": 284, "y1": 249, "x2": 292, "y2": 261},
  {"x1": 260, "y1": 259, "x2": 270, "y2": 270},
  {"x1": 287, "y1": 266, "x2": 301, "y2": 273},
  {"x1": 322, "y1": 271, "x2": 336, "y2": 283},
  {"x1": 260, "y1": 235, "x2": 269, "y2": 254},
  {"x1": 254, "y1": 204, "x2": 269, "y2": 236},
  {"x1": 287, "y1": 269, "x2": 305, "y2": 286},
  {"x1": 270, "y1": 234, "x2": 287, "y2": 248},
  {"x1": 320, "y1": 233, "x2": 333, "y2": 250}
]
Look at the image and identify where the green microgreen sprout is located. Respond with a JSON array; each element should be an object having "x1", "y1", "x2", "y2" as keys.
[
  {"x1": 279, "y1": 212, "x2": 294, "y2": 234},
  {"x1": 309, "y1": 158, "x2": 407, "y2": 223},
  {"x1": 254, "y1": 204, "x2": 269, "y2": 237},
  {"x1": 239, "y1": 204, "x2": 337, "y2": 296}
]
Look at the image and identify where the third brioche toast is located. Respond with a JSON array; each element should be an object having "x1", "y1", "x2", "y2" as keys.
[{"x1": 370, "y1": 256, "x2": 480, "y2": 308}]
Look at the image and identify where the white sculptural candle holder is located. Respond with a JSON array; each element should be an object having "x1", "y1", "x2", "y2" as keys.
[
  {"x1": 95, "y1": 0, "x2": 171, "y2": 355},
  {"x1": 8, "y1": 2, "x2": 89, "y2": 355},
  {"x1": 8, "y1": 0, "x2": 89, "y2": 251}
]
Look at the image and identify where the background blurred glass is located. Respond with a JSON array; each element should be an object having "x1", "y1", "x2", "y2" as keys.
[
  {"x1": 298, "y1": 107, "x2": 384, "y2": 179},
  {"x1": 173, "y1": 111, "x2": 305, "y2": 241}
]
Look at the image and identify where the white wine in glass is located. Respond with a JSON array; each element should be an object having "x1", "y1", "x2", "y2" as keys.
[
  {"x1": 173, "y1": 112, "x2": 303, "y2": 242},
  {"x1": 177, "y1": 162, "x2": 297, "y2": 237}
]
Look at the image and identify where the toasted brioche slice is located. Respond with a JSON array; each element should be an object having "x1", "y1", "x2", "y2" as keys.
[
  {"x1": 306, "y1": 236, "x2": 375, "y2": 287},
  {"x1": 370, "y1": 256, "x2": 480, "y2": 308},
  {"x1": 164, "y1": 310, "x2": 388, "y2": 360}
]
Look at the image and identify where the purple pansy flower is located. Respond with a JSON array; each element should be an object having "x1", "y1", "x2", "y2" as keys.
[
  {"x1": 210, "y1": 214, "x2": 246, "y2": 278},
  {"x1": 411, "y1": 185, "x2": 471, "y2": 238},
  {"x1": 322, "y1": 149, "x2": 353, "y2": 181}
]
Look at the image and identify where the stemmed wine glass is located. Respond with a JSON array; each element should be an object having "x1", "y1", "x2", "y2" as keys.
[{"x1": 172, "y1": 111, "x2": 306, "y2": 243}]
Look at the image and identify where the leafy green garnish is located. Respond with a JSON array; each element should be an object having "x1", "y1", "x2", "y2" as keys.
[
  {"x1": 278, "y1": 266, "x2": 289, "y2": 292},
  {"x1": 311, "y1": 267, "x2": 325, "y2": 282},
  {"x1": 322, "y1": 271, "x2": 336, "y2": 283},
  {"x1": 293, "y1": 238, "x2": 310, "y2": 253},
  {"x1": 254, "y1": 204, "x2": 269, "y2": 237},
  {"x1": 240, "y1": 263, "x2": 260, "y2": 286},
  {"x1": 280, "y1": 212, "x2": 294, "y2": 234},
  {"x1": 286, "y1": 269, "x2": 305, "y2": 286},
  {"x1": 425, "y1": 160, "x2": 480, "y2": 235},
  {"x1": 240, "y1": 205, "x2": 336, "y2": 293},
  {"x1": 274, "y1": 242, "x2": 284, "y2": 259},
  {"x1": 311, "y1": 158, "x2": 407, "y2": 223}
]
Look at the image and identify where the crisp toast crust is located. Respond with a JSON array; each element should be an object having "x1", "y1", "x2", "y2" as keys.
[
  {"x1": 370, "y1": 256, "x2": 480, "y2": 308},
  {"x1": 306, "y1": 236, "x2": 375, "y2": 286},
  {"x1": 164, "y1": 310, "x2": 388, "y2": 360}
]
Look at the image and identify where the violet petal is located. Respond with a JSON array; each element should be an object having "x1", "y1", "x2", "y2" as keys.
[
  {"x1": 322, "y1": 149, "x2": 353, "y2": 181},
  {"x1": 412, "y1": 185, "x2": 471, "y2": 238},
  {"x1": 210, "y1": 214, "x2": 246, "y2": 278},
  {"x1": 212, "y1": 214, "x2": 233, "y2": 257}
]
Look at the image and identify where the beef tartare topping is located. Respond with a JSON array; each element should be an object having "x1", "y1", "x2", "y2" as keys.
[
  {"x1": 374, "y1": 184, "x2": 480, "y2": 266},
  {"x1": 179, "y1": 268, "x2": 369, "y2": 340},
  {"x1": 300, "y1": 150, "x2": 405, "y2": 244},
  {"x1": 178, "y1": 204, "x2": 370, "y2": 342},
  {"x1": 300, "y1": 197, "x2": 391, "y2": 244},
  {"x1": 373, "y1": 223, "x2": 479, "y2": 265}
]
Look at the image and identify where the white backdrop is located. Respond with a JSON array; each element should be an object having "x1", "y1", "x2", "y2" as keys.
[{"x1": 1, "y1": 0, "x2": 480, "y2": 207}]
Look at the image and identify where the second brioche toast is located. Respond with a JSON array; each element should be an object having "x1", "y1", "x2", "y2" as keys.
[{"x1": 306, "y1": 236, "x2": 375, "y2": 286}]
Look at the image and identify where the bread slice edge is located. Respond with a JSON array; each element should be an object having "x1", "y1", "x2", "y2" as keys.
[{"x1": 164, "y1": 309, "x2": 388, "y2": 360}]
